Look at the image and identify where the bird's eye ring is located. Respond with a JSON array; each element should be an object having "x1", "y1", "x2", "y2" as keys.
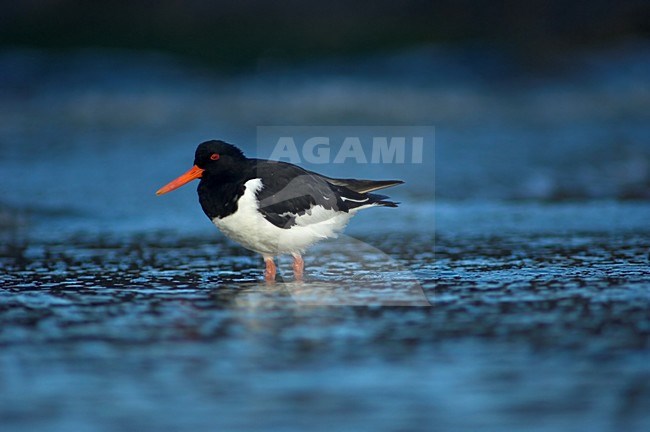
[{"x1": 210, "y1": 153, "x2": 220, "y2": 161}]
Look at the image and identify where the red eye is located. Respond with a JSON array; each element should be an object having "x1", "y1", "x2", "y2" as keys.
[{"x1": 210, "y1": 153, "x2": 220, "y2": 161}]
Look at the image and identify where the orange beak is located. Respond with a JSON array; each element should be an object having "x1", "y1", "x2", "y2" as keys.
[{"x1": 156, "y1": 165, "x2": 204, "y2": 195}]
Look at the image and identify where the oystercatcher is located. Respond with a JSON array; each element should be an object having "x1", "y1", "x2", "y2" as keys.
[{"x1": 156, "y1": 140, "x2": 403, "y2": 282}]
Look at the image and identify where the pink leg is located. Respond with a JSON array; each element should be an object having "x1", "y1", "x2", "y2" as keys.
[
  {"x1": 264, "y1": 256, "x2": 276, "y2": 282},
  {"x1": 292, "y1": 254, "x2": 304, "y2": 282}
]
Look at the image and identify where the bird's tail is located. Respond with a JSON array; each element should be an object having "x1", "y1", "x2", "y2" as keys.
[
  {"x1": 361, "y1": 192, "x2": 397, "y2": 208},
  {"x1": 335, "y1": 187, "x2": 401, "y2": 210}
]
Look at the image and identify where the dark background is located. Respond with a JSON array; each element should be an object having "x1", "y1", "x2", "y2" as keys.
[{"x1": 2, "y1": 0, "x2": 649, "y2": 69}]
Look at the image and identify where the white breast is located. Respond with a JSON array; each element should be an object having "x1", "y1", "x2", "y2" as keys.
[{"x1": 212, "y1": 178, "x2": 355, "y2": 256}]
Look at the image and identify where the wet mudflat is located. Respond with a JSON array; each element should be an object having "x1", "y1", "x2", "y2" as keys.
[{"x1": 1, "y1": 202, "x2": 649, "y2": 432}]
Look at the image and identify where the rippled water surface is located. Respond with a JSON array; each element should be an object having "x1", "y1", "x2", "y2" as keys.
[
  {"x1": 1, "y1": 46, "x2": 650, "y2": 431},
  {"x1": 2, "y1": 202, "x2": 650, "y2": 432}
]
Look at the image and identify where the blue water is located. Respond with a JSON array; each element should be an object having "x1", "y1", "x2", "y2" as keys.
[{"x1": 1, "y1": 44, "x2": 650, "y2": 431}]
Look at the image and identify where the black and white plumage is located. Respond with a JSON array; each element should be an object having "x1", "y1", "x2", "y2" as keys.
[{"x1": 156, "y1": 140, "x2": 403, "y2": 281}]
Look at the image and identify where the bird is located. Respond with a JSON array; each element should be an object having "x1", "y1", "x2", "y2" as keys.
[{"x1": 156, "y1": 140, "x2": 403, "y2": 282}]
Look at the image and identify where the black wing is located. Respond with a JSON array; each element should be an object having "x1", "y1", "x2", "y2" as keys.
[
  {"x1": 250, "y1": 160, "x2": 401, "y2": 229},
  {"x1": 319, "y1": 176, "x2": 404, "y2": 193},
  {"x1": 251, "y1": 160, "x2": 346, "y2": 228}
]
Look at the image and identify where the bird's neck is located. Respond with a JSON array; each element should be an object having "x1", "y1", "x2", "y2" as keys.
[{"x1": 197, "y1": 163, "x2": 252, "y2": 220}]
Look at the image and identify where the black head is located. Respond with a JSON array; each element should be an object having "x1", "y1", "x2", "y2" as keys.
[
  {"x1": 155, "y1": 140, "x2": 248, "y2": 196},
  {"x1": 194, "y1": 140, "x2": 246, "y2": 170}
]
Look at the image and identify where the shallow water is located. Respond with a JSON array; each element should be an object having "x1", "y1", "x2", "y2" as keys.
[
  {"x1": 1, "y1": 45, "x2": 650, "y2": 431},
  {"x1": 2, "y1": 202, "x2": 650, "y2": 431}
]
